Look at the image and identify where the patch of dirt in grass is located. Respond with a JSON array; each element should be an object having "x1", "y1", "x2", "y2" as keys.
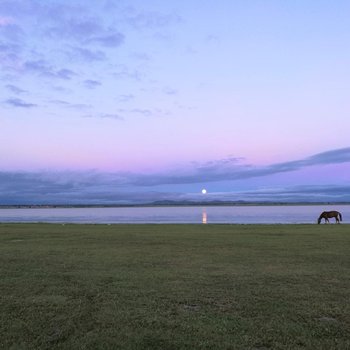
[{"x1": 182, "y1": 304, "x2": 200, "y2": 312}]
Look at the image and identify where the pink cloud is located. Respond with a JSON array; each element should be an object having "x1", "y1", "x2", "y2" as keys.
[{"x1": 0, "y1": 16, "x2": 14, "y2": 26}]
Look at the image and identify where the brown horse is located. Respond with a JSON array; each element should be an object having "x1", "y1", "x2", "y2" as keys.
[{"x1": 317, "y1": 211, "x2": 342, "y2": 224}]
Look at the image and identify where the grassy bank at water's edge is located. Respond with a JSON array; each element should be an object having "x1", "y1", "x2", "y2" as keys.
[{"x1": 1, "y1": 223, "x2": 349, "y2": 349}]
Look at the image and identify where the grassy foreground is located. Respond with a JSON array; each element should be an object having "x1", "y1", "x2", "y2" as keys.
[{"x1": 0, "y1": 224, "x2": 349, "y2": 350}]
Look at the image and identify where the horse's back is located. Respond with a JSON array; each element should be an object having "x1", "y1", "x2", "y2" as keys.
[{"x1": 325, "y1": 210, "x2": 340, "y2": 217}]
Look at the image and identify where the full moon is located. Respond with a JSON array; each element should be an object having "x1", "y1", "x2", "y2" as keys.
[{"x1": 201, "y1": 189, "x2": 207, "y2": 194}]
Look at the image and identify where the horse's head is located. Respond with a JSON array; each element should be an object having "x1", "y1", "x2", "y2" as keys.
[{"x1": 317, "y1": 217, "x2": 322, "y2": 224}]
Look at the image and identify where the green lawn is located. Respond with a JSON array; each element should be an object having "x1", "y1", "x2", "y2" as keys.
[{"x1": 0, "y1": 223, "x2": 349, "y2": 349}]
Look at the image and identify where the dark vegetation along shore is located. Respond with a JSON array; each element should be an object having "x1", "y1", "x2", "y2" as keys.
[
  {"x1": 1, "y1": 223, "x2": 349, "y2": 349},
  {"x1": 1, "y1": 201, "x2": 350, "y2": 209}
]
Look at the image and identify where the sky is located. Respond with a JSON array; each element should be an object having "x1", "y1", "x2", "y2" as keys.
[{"x1": 1, "y1": 0, "x2": 350, "y2": 204}]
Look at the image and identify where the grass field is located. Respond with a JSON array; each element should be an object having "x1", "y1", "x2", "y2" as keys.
[{"x1": 0, "y1": 223, "x2": 349, "y2": 349}]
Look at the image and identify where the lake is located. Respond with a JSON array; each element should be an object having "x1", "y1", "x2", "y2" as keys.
[{"x1": 0, "y1": 205, "x2": 349, "y2": 224}]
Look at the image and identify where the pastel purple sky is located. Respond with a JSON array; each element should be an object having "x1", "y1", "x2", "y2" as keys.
[{"x1": 1, "y1": 0, "x2": 350, "y2": 204}]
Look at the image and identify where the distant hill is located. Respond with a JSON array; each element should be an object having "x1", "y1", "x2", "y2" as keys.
[{"x1": 1, "y1": 201, "x2": 350, "y2": 209}]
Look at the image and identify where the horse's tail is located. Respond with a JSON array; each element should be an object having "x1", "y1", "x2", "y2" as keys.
[{"x1": 339, "y1": 212, "x2": 342, "y2": 221}]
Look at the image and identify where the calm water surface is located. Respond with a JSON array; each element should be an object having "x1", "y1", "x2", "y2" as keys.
[{"x1": 0, "y1": 205, "x2": 349, "y2": 224}]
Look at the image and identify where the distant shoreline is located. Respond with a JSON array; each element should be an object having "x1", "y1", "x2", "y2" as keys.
[{"x1": 1, "y1": 201, "x2": 350, "y2": 209}]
